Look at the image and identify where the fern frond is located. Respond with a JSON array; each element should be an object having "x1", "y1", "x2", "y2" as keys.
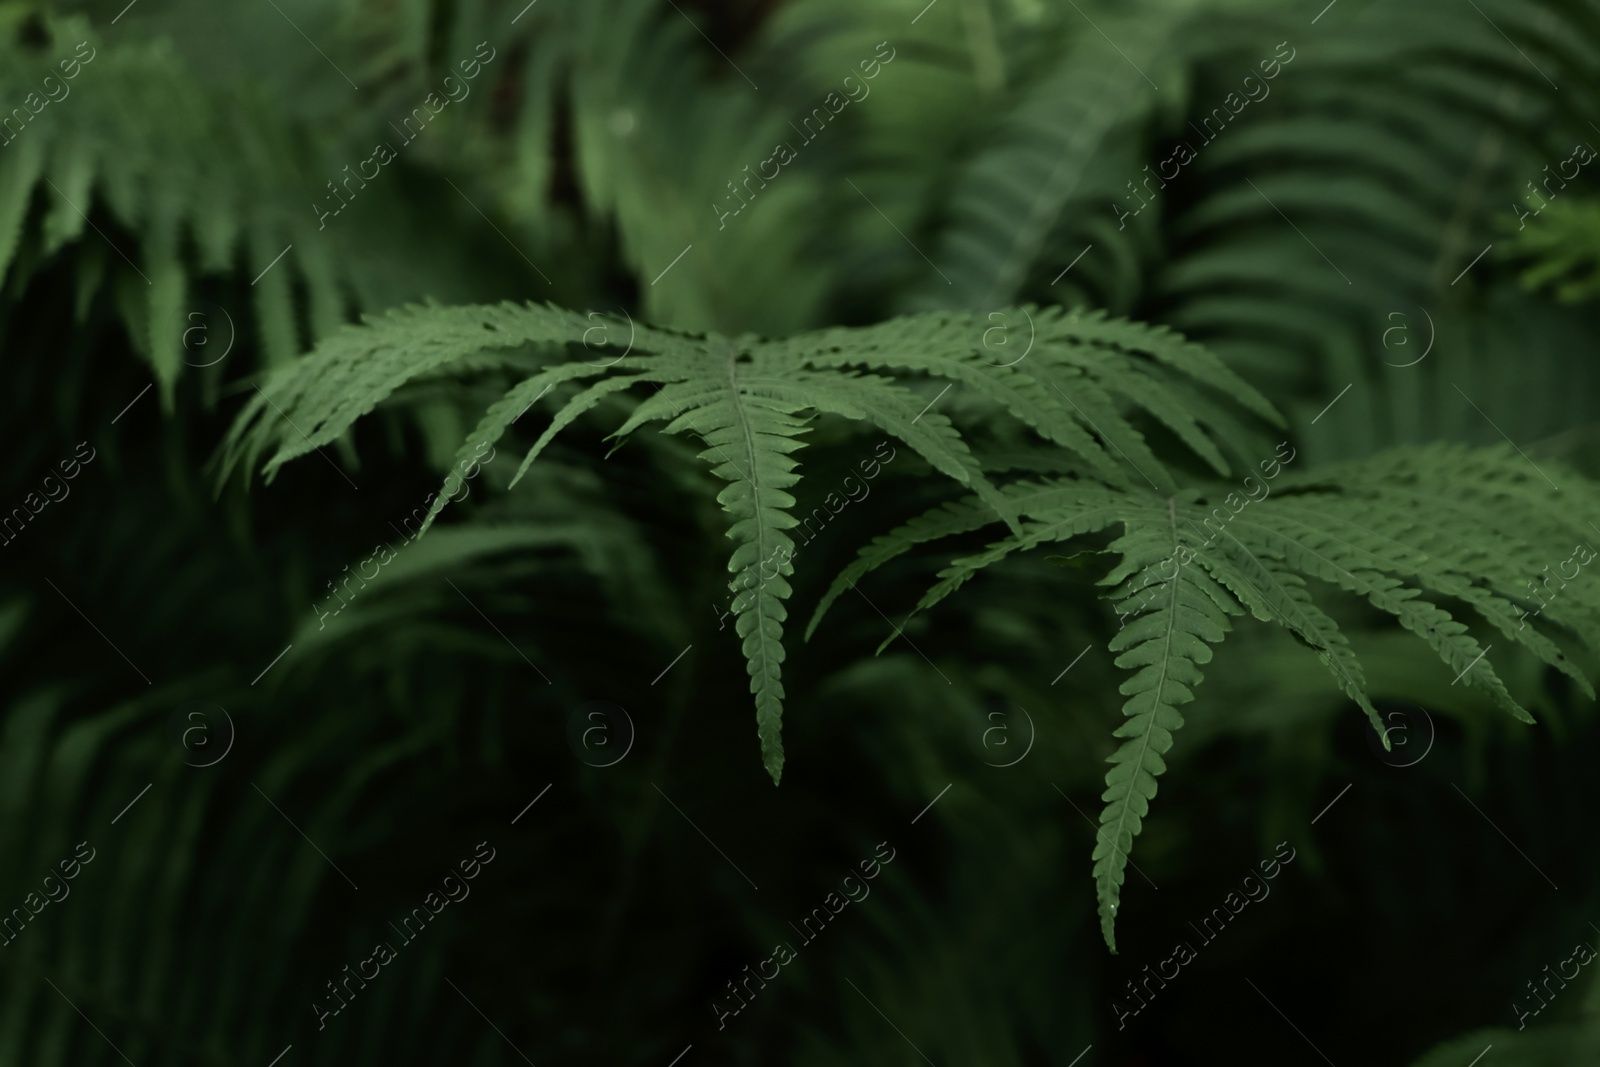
[
  {"x1": 0, "y1": 13, "x2": 535, "y2": 406},
  {"x1": 911, "y1": 6, "x2": 1185, "y2": 310},
  {"x1": 1198, "y1": 526, "x2": 1382, "y2": 732},
  {"x1": 226, "y1": 301, "x2": 1277, "y2": 782},
  {"x1": 1143, "y1": 0, "x2": 1600, "y2": 459},
  {"x1": 829, "y1": 439, "x2": 1600, "y2": 948},
  {"x1": 1095, "y1": 519, "x2": 1237, "y2": 951},
  {"x1": 889, "y1": 484, "x2": 1132, "y2": 640},
  {"x1": 694, "y1": 377, "x2": 806, "y2": 782}
]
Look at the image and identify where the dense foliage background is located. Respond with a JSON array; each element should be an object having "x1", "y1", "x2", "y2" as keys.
[{"x1": 3, "y1": 0, "x2": 1600, "y2": 1063}]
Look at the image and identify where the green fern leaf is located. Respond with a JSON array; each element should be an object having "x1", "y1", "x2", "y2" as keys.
[
  {"x1": 1095, "y1": 523, "x2": 1237, "y2": 952},
  {"x1": 227, "y1": 304, "x2": 1106, "y2": 783},
  {"x1": 1198, "y1": 525, "x2": 1383, "y2": 735}
]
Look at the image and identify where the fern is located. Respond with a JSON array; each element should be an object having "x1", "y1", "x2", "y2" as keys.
[
  {"x1": 1141, "y1": 0, "x2": 1600, "y2": 456},
  {"x1": 1095, "y1": 515, "x2": 1236, "y2": 949},
  {"x1": 0, "y1": 11, "x2": 531, "y2": 407},
  {"x1": 909, "y1": 2, "x2": 1185, "y2": 312},
  {"x1": 223, "y1": 301, "x2": 1276, "y2": 782},
  {"x1": 226, "y1": 294, "x2": 1600, "y2": 946},
  {"x1": 826, "y1": 443, "x2": 1600, "y2": 949},
  {"x1": 224, "y1": 293, "x2": 1600, "y2": 938},
  {"x1": 14, "y1": 0, "x2": 1600, "y2": 1060},
  {"x1": 892, "y1": 0, "x2": 1600, "y2": 462}
]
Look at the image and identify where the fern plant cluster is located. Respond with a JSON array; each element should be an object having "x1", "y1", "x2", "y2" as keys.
[
  {"x1": 4, "y1": 0, "x2": 1600, "y2": 1064},
  {"x1": 224, "y1": 285, "x2": 1600, "y2": 966}
]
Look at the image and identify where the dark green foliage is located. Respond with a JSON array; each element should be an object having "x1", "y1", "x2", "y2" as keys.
[{"x1": 4, "y1": 0, "x2": 1600, "y2": 1063}]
